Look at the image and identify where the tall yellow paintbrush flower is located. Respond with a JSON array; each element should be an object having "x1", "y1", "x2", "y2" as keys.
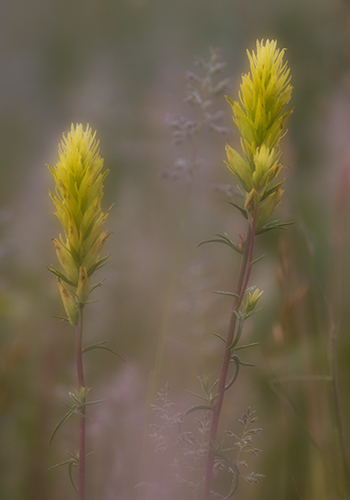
[
  {"x1": 226, "y1": 39, "x2": 292, "y2": 231},
  {"x1": 202, "y1": 40, "x2": 293, "y2": 500},
  {"x1": 48, "y1": 124, "x2": 110, "y2": 325}
]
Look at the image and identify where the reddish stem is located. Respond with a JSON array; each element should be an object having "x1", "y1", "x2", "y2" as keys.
[
  {"x1": 76, "y1": 308, "x2": 86, "y2": 500},
  {"x1": 202, "y1": 208, "x2": 257, "y2": 500}
]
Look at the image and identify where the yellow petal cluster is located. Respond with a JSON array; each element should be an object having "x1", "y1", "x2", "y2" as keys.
[
  {"x1": 48, "y1": 124, "x2": 110, "y2": 324},
  {"x1": 226, "y1": 39, "x2": 292, "y2": 230}
]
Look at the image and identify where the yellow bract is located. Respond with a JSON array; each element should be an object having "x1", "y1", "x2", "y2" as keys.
[
  {"x1": 48, "y1": 124, "x2": 110, "y2": 325},
  {"x1": 225, "y1": 39, "x2": 292, "y2": 230}
]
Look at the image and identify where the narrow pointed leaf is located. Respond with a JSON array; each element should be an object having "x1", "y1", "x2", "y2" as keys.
[
  {"x1": 47, "y1": 266, "x2": 76, "y2": 287},
  {"x1": 68, "y1": 462, "x2": 78, "y2": 494},
  {"x1": 52, "y1": 315, "x2": 70, "y2": 322},
  {"x1": 83, "y1": 340, "x2": 125, "y2": 362},
  {"x1": 212, "y1": 332, "x2": 226, "y2": 343},
  {"x1": 212, "y1": 290, "x2": 240, "y2": 298},
  {"x1": 49, "y1": 407, "x2": 76, "y2": 444},
  {"x1": 234, "y1": 341, "x2": 260, "y2": 351},
  {"x1": 184, "y1": 404, "x2": 214, "y2": 418},
  {"x1": 227, "y1": 199, "x2": 248, "y2": 219},
  {"x1": 251, "y1": 254, "x2": 266, "y2": 266},
  {"x1": 197, "y1": 233, "x2": 243, "y2": 254},
  {"x1": 260, "y1": 180, "x2": 285, "y2": 202},
  {"x1": 256, "y1": 220, "x2": 294, "y2": 235}
]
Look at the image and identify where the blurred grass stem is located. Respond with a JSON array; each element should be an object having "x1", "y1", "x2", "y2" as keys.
[
  {"x1": 330, "y1": 326, "x2": 350, "y2": 498},
  {"x1": 151, "y1": 105, "x2": 204, "y2": 397},
  {"x1": 137, "y1": 114, "x2": 202, "y2": 496},
  {"x1": 329, "y1": 163, "x2": 350, "y2": 498}
]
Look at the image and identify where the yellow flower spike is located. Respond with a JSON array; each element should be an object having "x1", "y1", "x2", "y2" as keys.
[
  {"x1": 48, "y1": 124, "x2": 110, "y2": 322},
  {"x1": 226, "y1": 39, "x2": 292, "y2": 229},
  {"x1": 229, "y1": 39, "x2": 292, "y2": 158}
]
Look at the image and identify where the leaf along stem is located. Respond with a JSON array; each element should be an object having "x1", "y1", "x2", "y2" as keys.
[{"x1": 202, "y1": 207, "x2": 258, "y2": 500}]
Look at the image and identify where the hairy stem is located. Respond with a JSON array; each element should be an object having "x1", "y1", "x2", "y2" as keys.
[
  {"x1": 202, "y1": 208, "x2": 257, "y2": 500},
  {"x1": 76, "y1": 307, "x2": 86, "y2": 500}
]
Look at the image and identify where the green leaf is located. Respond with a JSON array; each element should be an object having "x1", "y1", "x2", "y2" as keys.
[
  {"x1": 259, "y1": 180, "x2": 285, "y2": 202},
  {"x1": 212, "y1": 332, "x2": 226, "y2": 343},
  {"x1": 238, "y1": 359, "x2": 255, "y2": 367},
  {"x1": 47, "y1": 266, "x2": 76, "y2": 287},
  {"x1": 212, "y1": 290, "x2": 240, "y2": 298},
  {"x1": 228, "y1": 312, "x2": 244, "y2": 349},
  {"x1": 209, "y1": 378, "x2": 220, "y2": 395},
  {"x1": 234, "y1": 341, "x2": 260, "y2": 351},
  {"x1": 48, "y1": 457, "x2": 77, "y2": 471},
  {"x1": 52, "y1": 315, "x2": 70, "y2": 322},
  {"x1": 197, "y1": 233, "x2": 243, "y2": 254},
  {"x1": 224, "y1": 356, "x2": 240, "y2": 391},
  {"x1": 244, "y1": 285, "x2": 257, "y2": 295},
  {"x1": 227, "y1": 199, "x2": 248, "y2": 219},
  {"x1": 83, "y1": 340, "x2": 125, "y2": 362},
  {"x1": 256, "y1": 220, "x2": 294, "y2": 235},
  {"x1": 48, "y1": 451, "x2": 79, "y2": 494},
  {"x1": 89, "y1": 279, "x2": 106, "y2": 294},
  {"x1": 184, "y1": 404, "x2": 214, "y2": 418},
  {"x1": 185, "y1": 389, "x2": 209, "y2": 403},
  {"x1": 244, "y1": 306, "x2": 264, "y2": 319},
  {"x1": 251, "y1": 254, "x2": 266, "y2": 266},
  {"x1": 49, "y1": 407, "x2": 76, "y2": 444},
  {"x1": 68, "y1": 462, "x2": 78, "y2": 494},
  {"x1": 88, "y1": 255, "x2": 110, "y2": 276},
  {"x1": 214, "y1": 452, "x2": 239, "y2": 499}
]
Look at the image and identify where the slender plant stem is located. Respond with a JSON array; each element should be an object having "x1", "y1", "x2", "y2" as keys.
[
  {"x1": 76, "y1": 307, "x2": 86, "y2": 500},
  {"x1": 328, "y1": 163, "x2": 350, "y2": 498},
  {"x1": 330, "y1": 326, "x2": 350, "y2": 498},
  {"x1": 202, "y1": 208, "x2": 257, "y2": 500}
]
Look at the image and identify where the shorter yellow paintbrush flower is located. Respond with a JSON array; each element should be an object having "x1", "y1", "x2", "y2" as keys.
[{"x1": 48, "y1": 124, "x2": 110, "y2": 325}]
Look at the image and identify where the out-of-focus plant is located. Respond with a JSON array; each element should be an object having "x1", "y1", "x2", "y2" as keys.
[
  {"x1": 47, "y1": 124, "x2": 120, "y2": 500},
  {"x1": 139, "y1": 48, "x2": 232, "y2": 493},
  {"x1": 153, "y1": 47, "x2": 232, "y2": 396}
]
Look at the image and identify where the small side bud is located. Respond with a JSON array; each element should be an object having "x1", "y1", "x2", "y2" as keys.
[{"x1": 245, "y1": 289, "x2": 263, "y2": 316}]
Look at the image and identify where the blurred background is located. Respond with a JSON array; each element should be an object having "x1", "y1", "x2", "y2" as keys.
[{"x1": 1, "y1": 0, "x2": 350, "y2": 499}]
